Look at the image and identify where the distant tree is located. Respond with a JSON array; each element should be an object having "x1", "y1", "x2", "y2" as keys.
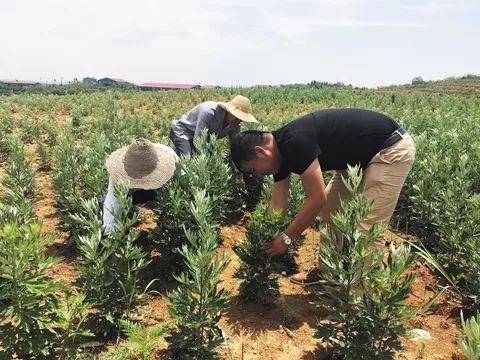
[{"x1": 411, "y1": 76, "x2": 425, "y2": 85}]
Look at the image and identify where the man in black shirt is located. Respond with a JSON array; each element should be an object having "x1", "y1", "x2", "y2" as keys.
[{"x1": 230, "y1": 108, "x2": 415, "y2": 285}]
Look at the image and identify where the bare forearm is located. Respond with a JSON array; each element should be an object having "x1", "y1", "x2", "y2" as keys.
[
  {"x1": 284, "y1": 198, "x2": 324, "y2": 240},
  {"x1": 269, "y1": 197, "x2": 288, "y2": 213},
  {"x1": 269, "y1": 176, "x2": 290, "y2": 214}
]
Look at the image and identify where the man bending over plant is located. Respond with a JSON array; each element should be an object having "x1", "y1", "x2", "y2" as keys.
[
  {"x1": 102, "y1": 138, "x2": 179, "y2": 235},
  {"x1": 230, "y1": 108, "x2": 415, "y2": 285}
]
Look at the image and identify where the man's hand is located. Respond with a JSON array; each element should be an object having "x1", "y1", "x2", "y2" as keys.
[{"x1": 263, "y1": 235, "x2": 287, "y2": 257}]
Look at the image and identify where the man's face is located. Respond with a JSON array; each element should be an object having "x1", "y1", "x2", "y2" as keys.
[{"x1": 241, "y1": 146, "x2": 280, "y2": 176}]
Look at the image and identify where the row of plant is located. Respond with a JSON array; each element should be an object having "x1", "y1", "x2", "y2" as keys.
[
  {"x1": 391, "y1": 93, "x2": 480, "y2": 358},
  {"x1": 74, "y1": 133, "x2": 238, "y2": 358},
  {"x1": 166, "y1": 190, "x2": 230, "y2": 359},
  {"x1": 0, "y1": 137, "x2": 93, "y2": 359},
  {"x1": 154, "y1": 134, "x2": 239, "y2": 358},
  {"x1": 0, "y1": 121, "x2": 240, "y2": 358}
]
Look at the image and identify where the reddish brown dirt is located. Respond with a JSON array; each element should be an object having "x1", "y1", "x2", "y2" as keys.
[
  {"x1": 26, "y1": 143, "x2": 76, "y2": 284},
  {"x1": 399, "y1": 263, "x2": 464, "y2": 360},
  {"x1": 134, "y1": 223, "x2": 465, "y2": 360}
]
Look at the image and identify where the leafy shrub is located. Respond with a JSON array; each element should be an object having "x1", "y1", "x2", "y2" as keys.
[
  {"x1": 0, "y1": 223, "x2": 61, "y2": 358},
  {"x1": 53, "y1": 127, "x2": 84, "y2": 229},
  {"x1": 0, "y1": 135, "x2": 36, "y2": 226},
  {"x1": 19, "y1": 113, "x2": 41, "y2": 143},
  {"x1": 154, "y1": 132, "x2": 233, "y2": 274},
  {"x1": 234, "y1": 203, "x2": 304, "y2": 304},
  {"x1": 103, "y1": 319, "x2": 169, "y2": 360},
  {"x1": 261, "y1": 174, "x2": 306, "y2": 220},
  {"x1": 0, "y1": 108, "x2": 14, "y2": 160},
  {"x1": 74, "y1": 183, "x2": 150, "y2": 336},
  {"x1": 54, "y1": 292, "x2": 94, "y2": 360},
  {"x1": 314, "y1": 166, "x2": 415, "y2": 358},
  {"x1": 167, "y1": 190, "x2": 230, "y2": 359},
  {"x1": 459, "y1": 311, "x2": 480, "y2": 360},
  {"x1": 0, "y1": 224, "x2": 91, "y2": 359}
]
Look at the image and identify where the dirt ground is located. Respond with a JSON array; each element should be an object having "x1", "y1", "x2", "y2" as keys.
[
  {"x1": 26, "y1": 154, "x2": 465, "y2": 360},
  {"x1": 47, "y1": 224, "x2": 464, "y2": 359}
]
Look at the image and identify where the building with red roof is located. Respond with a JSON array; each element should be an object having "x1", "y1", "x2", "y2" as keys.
[{"x1": 139, "y1": 82, "x2": 202, "y2": 91}]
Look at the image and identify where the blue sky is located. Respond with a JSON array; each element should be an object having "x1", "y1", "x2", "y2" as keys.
[{"x1": 1, "y1": 0, "x2": 478, "y2": 87}]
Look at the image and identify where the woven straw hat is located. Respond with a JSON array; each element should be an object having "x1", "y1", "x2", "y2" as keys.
[
  {"x1": 106, "y1": 138, "x2": 175, "y2": 190},
  {"x1": 218, "y1": 95, "x2": 258, "y2": 123}
]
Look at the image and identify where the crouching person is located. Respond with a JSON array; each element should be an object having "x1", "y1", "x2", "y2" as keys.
[
  {"x1": 102, "y1": 138, "x2": 179, "y2": 235},
  {"x1": 230, "y1": 108, "x2": 416, "y2": 286},
  {"x1": 169, "y1": 95, "x2": 258, "y2": 156}
]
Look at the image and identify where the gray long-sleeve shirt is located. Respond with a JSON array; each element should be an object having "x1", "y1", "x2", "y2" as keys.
[{"x1": 171, "y1": 101, "x2": 240, "y2": 141}]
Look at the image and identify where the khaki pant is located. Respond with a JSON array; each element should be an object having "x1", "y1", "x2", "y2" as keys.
[{"x1": 319, "y1": 133, "x2": 416, "y2": 249}]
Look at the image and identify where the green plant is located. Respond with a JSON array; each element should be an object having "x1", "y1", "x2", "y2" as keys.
[
  {"x1": 53, "y1": 129, "x2": 110, "y2": 237},
  {"x1": 37, "y1": 139, "x2": 52, "y2": 171},
  {"x1": 154, "y1": 132, "x2": 233, "y2": 274},
  {"x1": 74, "y1": 183, "x2": 150, "y2": 336},
  {"x1": 189, "y1": 132, "x2": 233, "y2": 221},
  {"x1": 39, "y1": 113, "x2": 59, "y2": 147},
  {"x1": 103, "y1": 319, "x2": 169, "y2": 360},
  {"x1": 314, "y1": 165, "x2": 415, "y2": 359},
  {"x1": 80, "y1": 132, "x2": 110, "y2": 200},
  {"x1": 53, "y1": 126, "x2": 83, "y2": 229},
  {"x1": 0, "y1": 135, "x2": 36, "y2": 226},
  {"x1": 167, "y1": 190, "x2": 230, "y2": 359},
  {"x1": 55, "y1": 292, "x2": 95, "y2": 360},
  {"x1": 418, "y1": 342, "x2": 426, "y2": 358},
  {"x1": 19, "y1": 112, "x2": 41, "y2": 143},
  {"x1": 459, "y1": 311, "x2": 480, "y2": 360},
  {"x1": 0, "y1": 108, "x2": 14, "y2": 160},
  {"x1": 0, "y1": 223, "x2": 62, "y2": 358},
  {"x1": 234, "y1": 203, "x2": 303, "y2": 304},
  {"x1": 154, "y1": 179, "x2": 194, "y2": 273}
]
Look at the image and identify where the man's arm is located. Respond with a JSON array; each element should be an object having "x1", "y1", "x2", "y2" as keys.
[
  {"x1": 264, "y1": 159, "x2": 327, "y2": 256},
  {"x1": 285, "y1": 159, "x2": 326, "y2": 239},
  {"x1": 269, "y1": 175, "x2": 290, "y2": 213}
]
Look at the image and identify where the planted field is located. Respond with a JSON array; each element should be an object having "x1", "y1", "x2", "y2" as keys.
[{"x1": 0, "y1": 86, "x2": 479, "y2": 359}]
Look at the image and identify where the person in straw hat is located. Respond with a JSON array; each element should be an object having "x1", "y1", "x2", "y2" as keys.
[
  {"x1": 169, "y1": 95, "x2": 258, "y2": 156},
  {"x1": 102, "y1": 138, "x2": 179, "y2": 235}
]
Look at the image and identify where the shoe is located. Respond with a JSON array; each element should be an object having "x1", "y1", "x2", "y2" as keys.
[{"x1": 290, "y1": 267, "x2": 321, "y2": 286}]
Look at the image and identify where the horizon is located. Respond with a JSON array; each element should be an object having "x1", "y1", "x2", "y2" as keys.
[{"x1": 1, "y1": 73, "x2": 478, "y2": 89}]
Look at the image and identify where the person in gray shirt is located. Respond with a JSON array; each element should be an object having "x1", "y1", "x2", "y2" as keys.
[{"x1": 169, "y1": 95, "x2": 258, "y2": 156}]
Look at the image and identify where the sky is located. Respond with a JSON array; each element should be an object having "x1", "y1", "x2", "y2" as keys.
[{"x1": 0, "y1": 0, "x2": 479, "y2": 88}]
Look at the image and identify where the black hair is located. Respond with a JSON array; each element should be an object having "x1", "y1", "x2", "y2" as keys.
[{"x1": 230, "y1": 130, "x2": 270, "y2": 172}]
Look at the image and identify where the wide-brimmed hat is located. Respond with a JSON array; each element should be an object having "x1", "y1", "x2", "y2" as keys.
[
  {"x1": 106, "y1": 138, "x2": 175, "y2": 190},
  {"x1": 218, "y1": 95, "x2": 258, "y2": 123}
]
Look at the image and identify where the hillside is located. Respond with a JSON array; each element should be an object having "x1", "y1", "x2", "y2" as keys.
[{"x1": 378, "y1": 75, "x2": 480, "y2": 95}]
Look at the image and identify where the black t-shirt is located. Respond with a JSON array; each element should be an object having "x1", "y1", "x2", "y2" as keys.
[{"x1": 272, "y1": 108, "x2": 399, "y2": 182}]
